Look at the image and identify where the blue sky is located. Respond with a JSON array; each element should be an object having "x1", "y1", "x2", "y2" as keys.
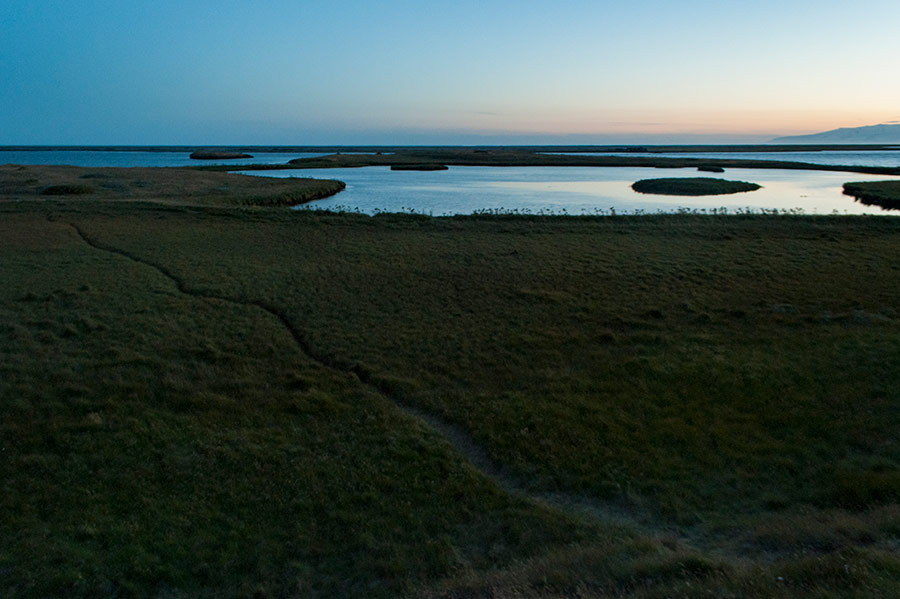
[{"x1": 2, "y1": 0, "x2": 899, "y2": 144}]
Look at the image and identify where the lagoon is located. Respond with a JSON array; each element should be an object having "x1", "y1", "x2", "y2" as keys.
[{"x1": 241, "y1": 166, "x2": 899, "y2": 215}]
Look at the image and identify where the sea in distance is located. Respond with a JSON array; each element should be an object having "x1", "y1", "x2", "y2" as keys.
[
  {"x1": 3, "y1": 148, "x2": 897, "y2": 215},
  {"x1": 543, "y1": 150, "x2": 900, "y2": 168},
  {"x1": 0, "y1": 149, "x2": 328, "y2": 168}
]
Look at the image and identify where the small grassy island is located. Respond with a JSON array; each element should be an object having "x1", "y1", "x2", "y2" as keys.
[
  {"x1": 390, "y1": 164, "x2": 449, "y2": 171},
  {"x1": 189, "y1": 150, "x2": 254, "y2": 160},
  {"x1": 2, "y1": 159, "x2": 900, "y2": 598},
  {"x1": 632, "y1": 177, "x2": 761, "y2": 196},
  {"x1": 843, "y1": 180, "x2": 900, "y2": 210}
]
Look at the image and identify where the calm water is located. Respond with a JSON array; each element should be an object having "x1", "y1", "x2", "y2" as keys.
[
  {"x1": 240, "y1": 166, "x2": 899, "y2": 215},
  {"x1": 0, "y1": 150, "x2": 326, "y2": 167},
  {"x1": 544, "y1": 150, "x2": 900, "y2": 168},
  {"x1": 4, "y1": 149, "x2": 896, "y2": 214}
]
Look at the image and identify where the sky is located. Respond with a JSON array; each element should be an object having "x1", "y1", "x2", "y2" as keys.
[{"x1": 2, "y1": 0, "x2": 899, "y2": 145}]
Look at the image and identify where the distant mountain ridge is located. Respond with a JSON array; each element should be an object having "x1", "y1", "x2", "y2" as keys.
[{"x1": 772, "y1": 123, "x2": 900, "y2": 144}]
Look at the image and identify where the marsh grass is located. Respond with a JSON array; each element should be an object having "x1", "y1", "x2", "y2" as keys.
[
  {"x1": 1, "y1": 165, "x2": 343, "y2": 207},
  {"x1": 3, "y1": 167, "x2": 900, "y2": 596},
  {"x1": 0, "y1": 210, "x2": 604, "y2": 597},
  {"x1": 843, "y1": 180, "x2": 900, "y2": 210}
]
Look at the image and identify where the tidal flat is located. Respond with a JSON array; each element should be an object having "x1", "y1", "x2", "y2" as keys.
[{"x1": 2, "y1": 165, "x2": 900, "y2": 597}]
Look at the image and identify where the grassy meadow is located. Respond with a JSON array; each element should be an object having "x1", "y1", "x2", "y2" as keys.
[{"x1": 2, "y1": 165, "x2": 900, "y2": 597}]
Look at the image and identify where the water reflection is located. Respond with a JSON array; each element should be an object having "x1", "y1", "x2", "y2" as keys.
[{"x1": 239, "y1": 166, "x2": 899, "y2": 215}]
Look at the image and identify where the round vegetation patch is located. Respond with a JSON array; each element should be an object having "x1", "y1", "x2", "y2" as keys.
[{"x1": 632, "y1": 177, "x2": 761, "y2": 196}]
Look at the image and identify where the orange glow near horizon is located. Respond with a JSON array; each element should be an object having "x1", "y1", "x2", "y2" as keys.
[{"x1": 435, "y1": 108, "x2": 899, "y2": 139}]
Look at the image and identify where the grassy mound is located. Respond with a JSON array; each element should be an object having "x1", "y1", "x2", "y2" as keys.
[
  {"x1": 843, "y1": 180, "x2": 900, "y2": 210},
  {"x1": 632, "y1": 177, "x2": 760, "y2": 196}
]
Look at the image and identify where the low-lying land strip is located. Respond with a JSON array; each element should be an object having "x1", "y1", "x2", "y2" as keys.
[
  {"x1": 194, "y1": 147, "x2": 900, "y2": 176},
  {"x1": 0, "y1": 164, "x2": 344, "y2": 207},
  {"x1": 2, "y1": 166, "x2": 900, "y2": 597},
  {"x1": 189, "y1": 151, "x2": 254, "y2": 160}
]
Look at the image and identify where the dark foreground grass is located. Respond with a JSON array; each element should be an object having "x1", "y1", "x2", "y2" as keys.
[
  {"x1": 632, "y1": 177, "x2": 760, "y2": 196},
  {"x1": 0, "y1": 210, "x2": 605, "y2": 597},
  {"x1": 81, "y1": 209, "x2": 900, "y2": 520},
  {"x1": 3, "y1": 168, "x2": 900, "y2": 596}
]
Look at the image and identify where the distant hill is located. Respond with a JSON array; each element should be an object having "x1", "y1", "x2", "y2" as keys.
[{"x1": 772, "y1": 123, "x2": 900, "y2": 144}]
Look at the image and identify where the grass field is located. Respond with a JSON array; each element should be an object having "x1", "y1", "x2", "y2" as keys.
[{"x1": 2, "y1": 166, "x2": 900, "y2": 597}]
